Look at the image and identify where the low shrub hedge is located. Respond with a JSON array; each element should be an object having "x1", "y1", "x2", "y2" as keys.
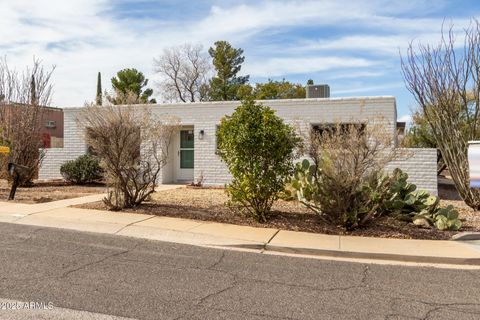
[{"x1": 60, "y1": 154, "x2": 103, "y2": 184}]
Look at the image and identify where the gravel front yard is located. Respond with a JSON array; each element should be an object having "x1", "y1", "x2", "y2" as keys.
[
  {"x1": 78, "y1": 186, "x2": 480, "y2": 240},
  {"x1": 0, "y1": 180, "x2": 106, "y2": 203}
]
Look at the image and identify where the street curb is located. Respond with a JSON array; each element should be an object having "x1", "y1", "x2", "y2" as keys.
[
  {"x1": 2, "y1": 196, "x2": 480, "y2": 266},
  {"x1": 222, "y1": 244, "x2": 480, "y2": 266},
  {"x1": 451, "y1": 232, "x2": 480, "y2": 241}
]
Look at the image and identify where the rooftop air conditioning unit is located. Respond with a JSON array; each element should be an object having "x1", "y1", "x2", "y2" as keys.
[
  {"x1": 45, "y1": 120, "x2": 56, "y2": 128},
  {"x1": 306, "y1": 84, "x2": 330, "y2": 98}
]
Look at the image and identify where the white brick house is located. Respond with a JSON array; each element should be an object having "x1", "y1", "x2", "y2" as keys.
[{"x1": 40, "y1": 96, "x2": 438, "y2": 194}]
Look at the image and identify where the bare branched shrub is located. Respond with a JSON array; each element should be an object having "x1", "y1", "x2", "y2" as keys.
[
  {"x1": 401, "y1": 20, "x2": 480, "y2": 209},
  {"x1": 79, "y1": 103, "x2": 179, "y2": 209},
  {"x1": 314, "y1": 122, "x2": 394, "y2": 217},
  {"x1": 154, "y1": 44, "x2": 211, "y2": 102},
  {"x1": 286, "y1": 120, "x2": 396, "y2": 229},
  {"x1": 0, "y1": 58, "x2": 54, "y2": 192}
]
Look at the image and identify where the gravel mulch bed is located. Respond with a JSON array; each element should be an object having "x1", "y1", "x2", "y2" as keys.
[
  {"x1": 0, "y1": 179, "x2": 106, "y2": 203},
  {"x1": 77, "y1": 187, "x2": 480, "y2": 240}
]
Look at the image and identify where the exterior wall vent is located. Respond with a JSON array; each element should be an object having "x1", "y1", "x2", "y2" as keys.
[
  {"x1": 45, "y1": 120, "x2": 56, "y2": 128},
  {"x1": 306, "y1": 84, "x2": 330, "y2": 98}
]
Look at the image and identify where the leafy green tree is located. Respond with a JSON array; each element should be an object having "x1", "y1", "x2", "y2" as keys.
[
  {"x1": 110, "y1": 68, "x2": 156, "y2": 104},
  {"x1": 235, "y1": 80, "x2": 306, "y2": 100},
  {"x1": 254, "y1": 79, "x2": 306, "y2": 99},
  {"x1": 401, "y1": 100, "x2": 480, "y2": 175},
  {"x1": 307, "y1": 79, "x2": 314, "y2": 85},
  {"x1": 402, "y1": 111, "x2": 436, "y2": 148},
  {"x1": 96, "y1": 72, "x2": 102, "y2": 106},
  {"x1": 217, "y1": 99, "x2": 301, "y2": 222},
  {"x1": 402, "y1": 110, "x2": 445, "y2": 174},
  {"x1": 236, "y1": 84, "x2": 254, "y2": 100},
  {"x1": 208, "y1": 41, "x2": 249, "y2": 101}
]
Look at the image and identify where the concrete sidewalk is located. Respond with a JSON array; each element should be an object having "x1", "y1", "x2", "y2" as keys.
[{"x1": 0, "y1": 193, "x2": 479, "y2": 266}]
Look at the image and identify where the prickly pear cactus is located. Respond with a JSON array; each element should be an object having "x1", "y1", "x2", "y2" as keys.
[
  {"x1": 284, "y1": 159, "x2": 322, "y2": 214},
  {"x1": 433, "y1": 205, "x2": 462, "y2": 231},
  {"x1": 385, "y1": 169, "x2": 461, "y2": 231}
]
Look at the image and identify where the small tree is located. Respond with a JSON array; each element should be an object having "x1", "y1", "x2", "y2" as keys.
[
  {"x1": 401, "y1": 20, "x2": 480, "y2": 209},
  {"x1": 217, "y1": 99, "x2": 301, "y2": 222},
  {"x1": 79, "y1": 102, "x2": 179, "y2": 209},
  {"x1": 110, "y1": 68, "x2": 156, "y2": 104}
]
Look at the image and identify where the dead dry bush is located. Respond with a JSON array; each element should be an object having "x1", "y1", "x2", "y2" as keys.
[
  {"x1": 79, "y1": 102, "x2": 179, "y2": 209},
  {"x1": 286, "y1": 120, "x2": 397, "y2": 229}
]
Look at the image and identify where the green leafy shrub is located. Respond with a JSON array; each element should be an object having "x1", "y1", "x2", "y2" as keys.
[
  {"x1": 60, "y1": 154, "x2": 103, "y2": 184},
  {"x1": 217, "y1": 99, "x2": 301, "y2": 222}
]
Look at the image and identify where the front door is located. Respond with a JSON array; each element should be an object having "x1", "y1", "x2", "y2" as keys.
[{"x1": 175, "y1": 129, "x2": 194, "y2": 182}]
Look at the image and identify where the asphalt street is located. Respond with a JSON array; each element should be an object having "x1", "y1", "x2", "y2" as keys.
[{"x1": 0, "y1": 222, "x2": 479, "y2": 320}]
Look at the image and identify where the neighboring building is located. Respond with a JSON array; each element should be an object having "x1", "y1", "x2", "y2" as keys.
[
  {"x1": 396, "y1": 121, "x2": 406, "y2": 145},
  {"x1": 0, "y1": 104, "x2": 64, "y2": 148},
  {"x1": 40, "y1": 96, "x2": 438, "y2": 194},
  {"x1": 41, "y1": 107, "x2": 64, "y2": 148}
]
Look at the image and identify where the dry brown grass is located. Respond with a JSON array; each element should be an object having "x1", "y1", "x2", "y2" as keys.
[{"x1": 0, "y1": 179, "x2": 106, "y2": 203}]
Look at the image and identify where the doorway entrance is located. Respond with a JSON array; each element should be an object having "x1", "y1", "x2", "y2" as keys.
[{"x1": 174, "y1": 128, "x2": 194, "y2": 182}]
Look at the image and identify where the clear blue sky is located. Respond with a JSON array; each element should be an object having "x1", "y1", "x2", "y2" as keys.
[{"x1": 1, "y1": 0, "x2": 479, "y2": 121}]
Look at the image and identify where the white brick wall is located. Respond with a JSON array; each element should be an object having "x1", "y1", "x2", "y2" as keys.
[
  {"x1": 385, "y1": 148, "x2": 438, "y2": 195},
  {"x1": 39, "y1": 148, "x2": 83, "y2": 180},
  {"x1": 150, "y1": 97, "x2": 397, "y2": 186},
  {"x1": 39, "y1": 97, "x2": 437, "y2": 195},
  {"x1": 39, "y1": 108, "x2": 86, "y2": 180}
]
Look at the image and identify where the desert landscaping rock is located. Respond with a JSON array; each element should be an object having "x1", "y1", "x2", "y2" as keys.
[{"x1": 77, "y1": 187, "x2": 480, "y2": 240}]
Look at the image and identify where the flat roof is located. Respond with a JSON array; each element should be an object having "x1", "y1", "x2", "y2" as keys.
[{"x1": 61, "y1": 96, "x2": 396, "y2": 110}]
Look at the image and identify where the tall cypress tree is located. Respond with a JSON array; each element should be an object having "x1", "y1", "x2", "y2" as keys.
[
  {"x1": 96, "y1": 72, "x2": 102, "y2": 105},
  {"x1": 30, "y1": 75, "x2": 37, "y2": 105}
]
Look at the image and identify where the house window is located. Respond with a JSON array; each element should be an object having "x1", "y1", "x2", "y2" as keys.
[{"x1": 311, "y1": 123, "x2": 366, "y2": 138}]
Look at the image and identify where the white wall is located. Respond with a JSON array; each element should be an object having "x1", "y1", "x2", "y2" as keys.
[
  {"x1": 38, "y1": 108, "x2": 86, "y2": 180},
  {"x1": 150, "y1": 97, "x2": 397, "y2": 186},
  {"x1": 385, "y1": 148, "x2": 438, "y2": 195}
]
